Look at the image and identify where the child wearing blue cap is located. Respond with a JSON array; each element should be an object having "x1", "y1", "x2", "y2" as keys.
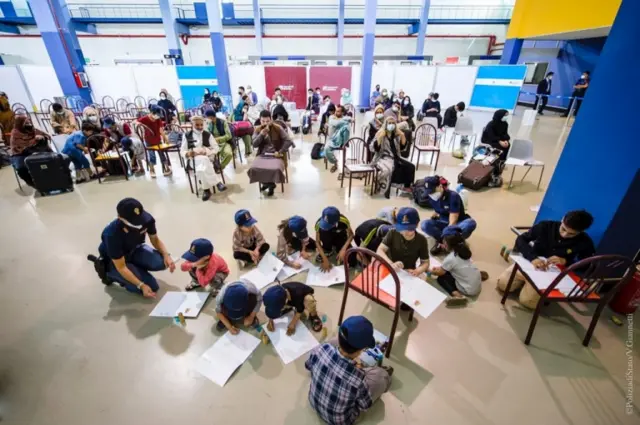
[
  {"x1": 305, "y1": 315, "x2": 393, "y2": 425},
  {"x1": 263, "y1": 282, "x2": 322, "y2": 334},
  {"x1": 377, "y1": 207, "x2": 430, "y2": 276},
  {"x1": 180, "y1": 238, "x2": 230, "y2": 292},
  {"x1": 354, "y1": 218, "x2": 393, "y2": 254},
  {"x1": 215, "y1": 280, "x2": 263, "y2": 333},
  {"x1": 276, "y1": 216, "x2": 317, "y2": 268},
  {"x1": 232, "y1": 209, "x2": 270, "y2": 267},
  {"x1": 315, "y1": 206, "x2": 355, "y2": 271}
]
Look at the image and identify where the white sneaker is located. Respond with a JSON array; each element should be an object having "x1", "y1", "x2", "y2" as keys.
[
  {"x1": 150, "y1": 168, "x2": 157, "y2": 178},
  {"x1": 236, "y1": 260, "x2": 246, "y2": 269}
]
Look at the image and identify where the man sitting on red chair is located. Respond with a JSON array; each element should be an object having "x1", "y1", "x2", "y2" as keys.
[{"x1": 496, "y1": 210, "x2": 595, "y2": 308}]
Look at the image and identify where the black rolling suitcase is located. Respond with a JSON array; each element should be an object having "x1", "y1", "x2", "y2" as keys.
[{"x1": 24, "y1": 152, "x2": 74, "y2": 195}]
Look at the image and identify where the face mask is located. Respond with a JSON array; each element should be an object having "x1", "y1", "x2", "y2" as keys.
[
  {"x1": 429, "y1": 191, "x2": 442, "y2": 201},
  {"x1": 56, "y1": 111, "x2": 65, "y2": 116},
  {"x1": 501, "y1": 116, "x2": 508, "y2": 122},
  {"x1": 386, "y1": 124, "x2": 396, "y2": 132},
  {"x1": 160, "y1": 95, "x2": 167, "y2": 100},
  {"x1": 403, "y1": 100, "x2": 409, "y2": 105},
  {"x1": 325, "y1": 99, "x2": 330, "y2": 104},
  {"x1": 581, "y1": 75, "x2": 587, "y2": 79},
  {"x1": 193, "y1": 128, "x2": 203, "y2": 135},
  {"x1": 392, "y1": 106, "x2": 398, "y2": 112},
  {"x1": 120, "y1": 218, "x2": 143, "y2": 230},
  {"x1": 344, "y1": 91, "x2": 350, "y2": 96},
  {"x1": 246, "y1": 88, "x2": 251, "y2": 93},
  {"x1": 89, "y1": 116, "x2": 98, "y2": 122},
  {"x1": 382, "y1": 92, "x2": 388, "y2": 97},
  {"x1": 375, "y1": 113, "x2": 384, "y2": 120},
  {"x1": 213, "y1": 94, "x2": 218, "y2": 98},
  {"x1": 151, "y1": 114, "x2": 160, "y2": 120}
]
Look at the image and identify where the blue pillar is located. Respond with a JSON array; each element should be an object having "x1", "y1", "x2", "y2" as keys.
[
  {"x1": 337, "y1": 0, "x2": 345, "y2": 65},
  {"x1": 358, "y1": 0, "x2": 377, "y2": 109},
  {"x1": 205, "y1": 0, "x2": 232, "y2": 103},
  {"x1": 500, "y1": 38, "x2": 523, "y2": 64},
  {"x1": 252, "y1": 0, "x2": 262, "y2": 56},
  {"x1": 415, "y1": 0, "x2": 430, "y2": 56},
  {"x1": 159, "y1": 0, "x2": 186, "y2": 65},
  {"x1": 537, "y1": 0, "x2": 640, "y2": 259},
  {"x1": 29, "y1": 0, "x2": 92, "y2": 105}
]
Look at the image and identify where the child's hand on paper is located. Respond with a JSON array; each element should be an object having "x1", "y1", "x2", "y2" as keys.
[
  {"x1": 531, "y1": 258, "x2": 548, "y2": 271},
  {"x1": 290, "y1": 262, "x2": 302, "y2": 270},
  {"x1": 408, "y1": 269, "x2": 421, "y2": 277},
  {"x1": 548, "y1": 256, "x2": 566, "y2": 266},
  {"x1": 300, "y1": 251, "x2": 312, "y2": 260},
  {"x1": 392, "y1": 261, "x2": 404, "y2": 271},
  {"x1": 229, "y1": 326, "x2": 239, "y2": 335},
  {"x1": 286, "y1": 323, "x2": 296, "y2": 336},
  {"x1": 320, "y1": 260, "x2": 333, "y2": 272}
]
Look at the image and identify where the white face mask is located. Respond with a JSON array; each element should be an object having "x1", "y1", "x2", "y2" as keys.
[
  {"x1": 429, "y1": 191, "x2": 442, "y2": 201},
  {"x1": 403, "y1": 100, "x2": 409, "y2": 105},
  {"x1": 89, "y1": 116, "x2": 98, "y2": 122},
  {"x1": 120, "y1": 217, "x2": 143, "y2": 229},
  {"x1": 501, "y1": 116, "x2": 508, "y2": 122},
  {"x1": 375, "y1": 113, "x2": 384, "y2": 120},
  {"x1": 386, "y1": 124, "x2": 396, "y2": 132},
  {"x1": 581, "y1": 74, "x2": 587, "y2": 79},
  {"x1": 193, "y1": 129, "x2": 202, "y2": 135},
  {"x1": 160, "y1": 95, "x2": 167, "y2": 100},
  {"x1": 246, "y1": 88, "x2": 252, "y2": 93},
  {"x1": 392, "y1": 106, "x2": 398, "y2": 112},
  {"x1": 382, "y1": 92, "x2": 388, "y2": 97}
]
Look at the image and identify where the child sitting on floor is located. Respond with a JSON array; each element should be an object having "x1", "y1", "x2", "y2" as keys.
[
  {"x1": 315, "y1": 206, "x2": 356, "y2": 271},
  {"x1": 305, "y1": 316, "x2": 393, "y2": 425},
  {"x1": 215, "y1": 280, "x2": 263, "y2": 333},
  {"x1": 232, "y1": 209, "x2": 270, "y2": 268},
  {"x1": 276, "y1": 216, "x2": 317, "y2": 269},
  {"x1": 180, "y1": 238, "x2": 229, "y2": 293},
  {"x1": 429, "y1": 233, "x2": 484, "y2": 307},
  {"x1": 264, "y1": 282, "x2": 323, "y2": 335}
]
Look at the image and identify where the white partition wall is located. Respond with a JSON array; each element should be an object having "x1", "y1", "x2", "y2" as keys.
[
  {"x1": 19, "y1": 65, "x2": 64, "y2": 106},
  {"x1": 132, "y1": 66, "x2": 181, "y2": 102},
  {"x1": 228, "y1": 65, "x2": 267, "y2": 106},
  {"x1": 371, "y1": 65, "x2": 395, "y2": 96},
  {"x1": 0, "y1": 66, "x2": 33, "y2": 109},
  {"x1": 350, "y1": 65, "x2": 361, "y2": 107},
  {"x1": 393, "y1": 66, "x2": 436, "y2": 105},
  {"x1": 432, "y1": 66, "x2": 478, "y2": 112},
  {"x1": 85, "y1": 66, "x2": 137, "y2": 104}
]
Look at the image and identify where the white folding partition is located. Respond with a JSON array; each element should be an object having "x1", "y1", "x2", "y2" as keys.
[
  {"x1": 131, "y1": 66, "x2": 181, "y2": 102},
  {"x1": 228, "y1": 65, "x2": 267, "y2": 106},
  {"x1": 0, "y1": 66, "x2": 33, "y2": 109},
  {"x1": 371, "y1": 65, "x2": 395, "y2": 96},
  {"x1": 432, "y1": 65, "x2": 478, "y2": 112},
  {"x1": 393, "y1": 66, "x2": 436, "y2": 106},
  {"x1": 19, "y1": 65, "x2": 64, "y2": 106},
  {"x1": 85, "y1": 66, "x2": 137, "y2": 104}
]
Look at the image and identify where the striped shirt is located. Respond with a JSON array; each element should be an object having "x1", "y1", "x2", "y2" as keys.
[{"x1": 232, "y1": 226, "x2": 266, "y2": 252}]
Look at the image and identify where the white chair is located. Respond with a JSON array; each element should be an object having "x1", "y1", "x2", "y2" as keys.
[
  {"x1": 450, "y1": 116, "x2": 477, "y2": 150},
  {"x1": 504, "y1": 139, "x2": 545, "y2": 190}
]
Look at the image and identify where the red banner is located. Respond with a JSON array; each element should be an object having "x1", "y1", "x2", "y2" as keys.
[
  {"x1": 264, "y1": 66, "x2": 307, "y2": 108},
  {"x1": 309, "y1": 66, "x2": 352, "y2": 105}
]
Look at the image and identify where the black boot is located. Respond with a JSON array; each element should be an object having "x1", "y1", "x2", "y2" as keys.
[
  {"x1": 202, "y1": 189, "x2": 212, "y2": 201},
  {"x1": 87, "y1": 254, "x2": 111, "y2": 285}
]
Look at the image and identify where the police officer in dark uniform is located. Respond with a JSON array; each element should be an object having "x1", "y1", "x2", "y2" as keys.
[
  {"x1": 315, "y1": 206, "x2": 356, "y2": 271},
  {"x1": 87, "y1": 198, "x2": 175, "y2": 297},
  {"x1": 562, "y1": 71, "x2": 590, "y2": 117},
  {"x1": 419, "y1": 176, "x2": 477, "y2": 256}
]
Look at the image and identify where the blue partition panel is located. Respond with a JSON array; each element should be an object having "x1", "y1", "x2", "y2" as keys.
[
  {"x1": 177, "y1": 66, "x2": 231, "y2": 110},
  {"x1": 469, "y1": 65, "x2": 526, "y2": 112}
]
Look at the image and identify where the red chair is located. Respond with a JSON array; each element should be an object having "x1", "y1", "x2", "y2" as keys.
[
  {"x1": 501, "y1": 254, "x2": 636, "y2": 346},
  {"x1": 338, "y1": 248, "x2": 412, "y2": 358},
  {"x1": 410, "y1": 123, "x2": 440, "y2": 171}
]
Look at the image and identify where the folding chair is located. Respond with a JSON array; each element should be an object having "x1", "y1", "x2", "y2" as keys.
[
  {"x1": 410, "y1": 123, "x2": 440, "y2": 171},
  {"x1": 450, "y1": 116, "x2": 477, "y2": 151},
  {"x1": 185, "y1": 153, "x2": 226, "y2": 198},
  {"x1": 504, "y1": 139, "x2": 545, "y2": 190},
  {"x1": 339, "y1": 248, "x2": 407, "y2": 358},
  {"x1": 501, "y1": 254, "x2": 636, "y2": 346},
  {"x1": 340, "y1": 137, "x2": 376, "y2": 197}
]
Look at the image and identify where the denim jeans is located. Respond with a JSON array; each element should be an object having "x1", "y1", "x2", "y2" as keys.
[
  {"x1": 421, "y1": 217, "x2": 477, "y2": 243},
  {"x1": 324, "y1": 145, "x2": 338, "y2": 165},
  {"x1": 106, "y1": 244, "x2": 166, "y2": 293},
  {"x1": 64, "y1": 147, "x2": 90, "y2": 169},
  {"x1": 147, "y1": 150, "x2": 168, "y2": 166}
]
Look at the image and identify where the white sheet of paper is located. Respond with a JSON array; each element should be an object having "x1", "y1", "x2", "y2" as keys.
[
  {"x1": 306, "y1": 265, "x2": 346, "y2": 287},
  {"x1": 264, "y1": 314, "x2": 320, "y2": 365},
  {"x1": 276, "y1": 252, "x2": 314, "y2": 281},
  {"x1": 149, "y1": 291, "x2": 210, "y2": 318},
  {"x1": 240, "y1": 254, "x2": 285, "y2": 290},
  {"x1": 379, "y1": 270, "x2": 446, "y2": 319},
  {"x1": 529, "y1": 205, "x2": 540, "y2": 212},
  {"x1": 194, "y1": 330, "x2": 261, "y2": 387},
  {"x1": 510, "y1": 255, "x2": 577, "y2": 295}
]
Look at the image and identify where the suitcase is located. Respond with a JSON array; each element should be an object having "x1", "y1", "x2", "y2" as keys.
[
  {"x1": 25, "y1": 152, "x2": 74, "y2": 195},
  {"x1": 230, "y1": 121, "x2": 254, "y2": 137},
  {"x1": 458, "y1": 160, "x2": 494, "y2": 190}
]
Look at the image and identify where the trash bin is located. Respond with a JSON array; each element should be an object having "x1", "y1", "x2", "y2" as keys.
[{"x1": 609, "y1": 268, "x2": 640, "y2": 315}]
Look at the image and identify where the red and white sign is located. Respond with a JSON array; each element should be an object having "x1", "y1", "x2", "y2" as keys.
[
  {"x1": 310, "y1": 67, "x2": 352, "y2": 105},
  {"x1": 264, "y1": 66, "x2": 307, "y2": 107}
]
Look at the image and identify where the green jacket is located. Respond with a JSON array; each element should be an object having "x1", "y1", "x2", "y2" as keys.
[{"x1": 207, "y1": 119, "x2": 232, "y2": 146}]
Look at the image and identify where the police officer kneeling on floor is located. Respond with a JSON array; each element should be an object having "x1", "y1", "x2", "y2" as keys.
[
  {"x1": 87, "y1": 198, "x2": 176, "y2": 297},
  {"x1": 420, "y1": 175, "x2": 477, "y2": 256}
]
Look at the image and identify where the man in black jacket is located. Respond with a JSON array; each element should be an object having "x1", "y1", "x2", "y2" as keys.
[
  {"x1": 534, "y1": 72, "x2": 553, "y2": 115},
  {"x1": 496, "y1": 210, "x2": 595, "y2": 308}
]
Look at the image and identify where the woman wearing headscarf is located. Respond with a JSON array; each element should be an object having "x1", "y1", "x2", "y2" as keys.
[
  {"x1": 203, "y1": 88, "x2": 212, "y2": 104},
  {"x1": 401, "y1": 95, "x2": 415, "y2": 132},
  {"x1": 211, "y1": 91, "x2": 223, "y2": 112},
  {"x1": 10, "y1": 115, "x2": 52, "y2": 187},
  {"x1": 82, "y1": 106, "x2": 102, "y2": 128},
  {"x1": 481, "y1": 109, "x2": 511, "y2": 162},
  {"x1": 369, "y1": 116, "x2": 415, "y2": 199},
  {"x1": 367, "y1": 105, "x2": 385, "y2": 145},
  {"x1": 158, "y1": 89, "x2": 177, "y2": 123},
  {"x1": 0, "y1": 92, "x2": 15, "y2": 136}
]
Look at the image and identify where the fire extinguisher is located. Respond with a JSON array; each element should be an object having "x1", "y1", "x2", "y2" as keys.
[{"x1": 609, "y1": 267, "x2": 640, "y2": 315}]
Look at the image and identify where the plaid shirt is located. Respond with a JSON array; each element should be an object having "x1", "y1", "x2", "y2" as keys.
[
  {"x1": 305, "y1": 343, "x2": 373, "y2": 425},
  {"x1": 232, "y1": 226, "x2": 266, "y2": 252}
]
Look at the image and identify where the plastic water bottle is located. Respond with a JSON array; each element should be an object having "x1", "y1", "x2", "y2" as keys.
[{"x1": 456, "y1": 183, "x2": 464, "y2": 193}]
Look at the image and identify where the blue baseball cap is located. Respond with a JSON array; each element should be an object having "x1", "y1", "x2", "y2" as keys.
[
  {"x1": 116, "y1": 198, "x2": 153, "y2": 226},
  {"x1": 263, "y1": 285, "x2": 287, "y2": 319},
  {"x1": 288, "y1": 216, "x2": 308, "y2": 240},
  {"x1": 235, "y1": 209, "x2": 257, "y2": 227},
  {"x1": 424, "y1": 175, "x2": 442, "y2": 194},
  {"x1": 395, "y1": 207, "x2": 420, "y2": 231},
  {"x1": 182, "y1": 238, "x2": 214, "y2": 262},
  {"x1": 223, "y1": 284, "x2": 249, "y2": 321},
  {"x1": 339, "y1": 316, "x2": 375, "y2": 350},
  {"x1": 103, "y1": 117, "x2": 115, "y2": 127},
  {"x1": 149, "y1": 105, "x2": 163, "y2": 115},
  {"x1": 319, "y1": 206, "x2": 341, "y2": 231},
  {"x1": 204, "y1": 109, "x2": 217, "y2": 117}
]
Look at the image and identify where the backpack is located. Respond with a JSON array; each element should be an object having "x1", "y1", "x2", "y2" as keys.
[
  {"x1": 311, "y1": 142, "x2": 324, "y2": 160},
  {"x1": 416, "y1": 110, "x2": 425, "y2": 121},
  {"x1": 412, "y1": 178, "x2": 433, "y2": 209}
]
